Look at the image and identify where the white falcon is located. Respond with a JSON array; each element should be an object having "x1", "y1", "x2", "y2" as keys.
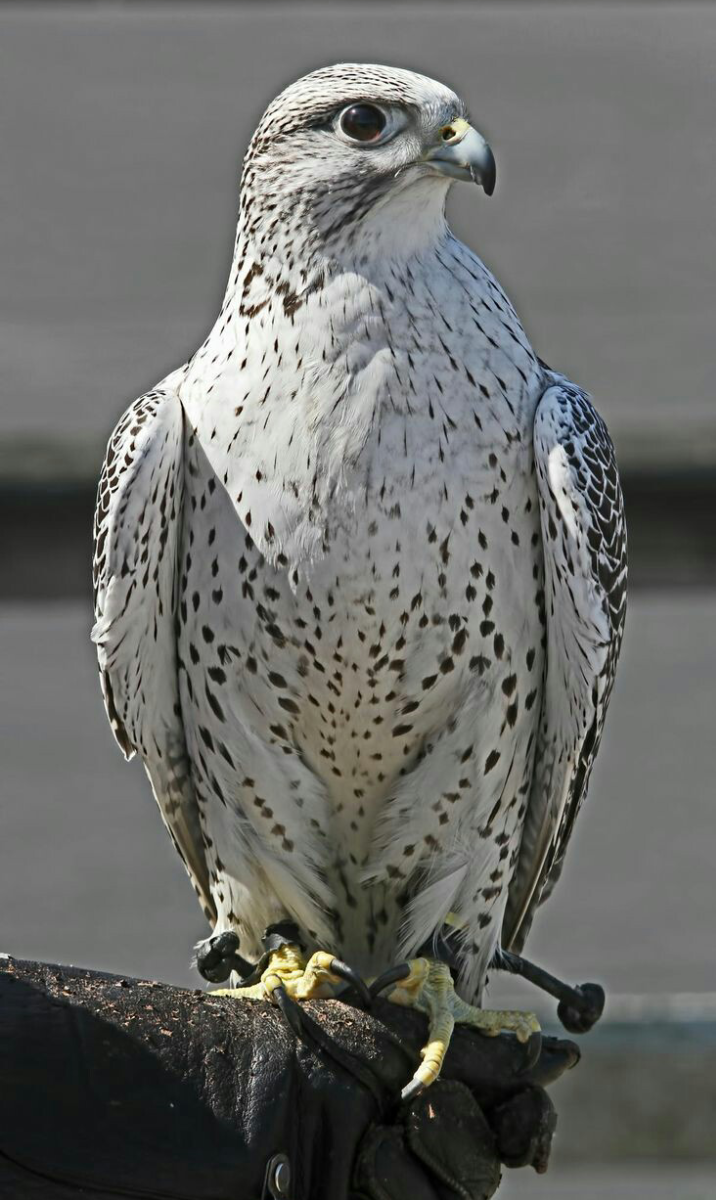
[{"x1": 93, "y1": 64, "x2": 627, "y2": 1096}]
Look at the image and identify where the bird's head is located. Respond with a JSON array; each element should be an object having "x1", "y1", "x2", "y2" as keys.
[{"x1": 240, "y1": 63, "x2": 495, "y2": 264}]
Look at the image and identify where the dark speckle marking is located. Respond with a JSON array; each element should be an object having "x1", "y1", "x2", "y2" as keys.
[
  {"x1": 205, "y1": 688, "x2": 226, "y2": 723},
  {"x1": 452, "y1": 628, "x2": 468, "y2": 655},
  {"x1": 484, "y1": 750, "x2": 501, "y2": 774},
  {"x1": 470, "y1": 654, "x2": 490, "y2": 675}
]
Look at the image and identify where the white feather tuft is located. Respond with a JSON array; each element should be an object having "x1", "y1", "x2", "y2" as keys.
[{"x1": 399, "y1": 861, "x2": 468, "y2": 959}]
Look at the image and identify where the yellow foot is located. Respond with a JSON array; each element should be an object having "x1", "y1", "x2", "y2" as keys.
[
  {"x1": 381, "y1": 958, "x2": 541, "y2": 1099},
  {"x1": 214, "y1": 943, "x2": 361, "y2": 1005}
]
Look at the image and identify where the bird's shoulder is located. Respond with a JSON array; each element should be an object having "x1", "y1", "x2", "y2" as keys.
[
  {"x1": 534, "y1": 367, "x2": 626, "y2": 640},
  {"x1": 93, "y1": 370, "x2": 187, "y2": 648}
]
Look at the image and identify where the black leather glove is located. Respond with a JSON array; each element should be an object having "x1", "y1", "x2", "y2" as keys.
[
  {"x1": 353, "y1": 1080, "x2": 559, "y2": 1200},
  {"x1": 0, "y1": 956, "x2": 577, "y2": 1200}
]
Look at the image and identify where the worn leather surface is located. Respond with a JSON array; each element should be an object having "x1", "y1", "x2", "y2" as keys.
[{"x1": 0, "y1": 956, "x2": 578, "y2": 1199}]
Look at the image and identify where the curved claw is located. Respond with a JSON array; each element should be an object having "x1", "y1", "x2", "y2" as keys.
[
  {"x1": 233, "y1": 955, "x2": 269, "y2": 989},
  {"x1": 369, "y1": 962, "x2": 412, "y2": 999},
  {"x1": 400, "y1": 1075, "x2": 426, "y2": 1103},
  {"x1": 273, "y1": 984, "x2": 306, "y2": 1038},
  {"x1": 329, "y1": 958, "x2": 373, "y2": 1008}
]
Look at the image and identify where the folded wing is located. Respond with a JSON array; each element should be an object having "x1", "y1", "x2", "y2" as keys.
[
  {"x1": 92, "y1": 380, "x2": 215, "y2": 922},
  {"x1": 503, "y1": 376, "x2": 627, "y2": 951}
]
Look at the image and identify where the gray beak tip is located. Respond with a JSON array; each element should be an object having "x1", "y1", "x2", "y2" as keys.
[{"x1": 477, "y1": 147, "x2": 497, "y2": 196}]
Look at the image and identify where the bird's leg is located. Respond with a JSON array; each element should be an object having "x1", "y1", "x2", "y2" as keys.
[
  {"x1": 210, "y1": 921, "x2": 372, "y2": 1014},
  {"x1": 370, "y1": 956, "x2": 541, "y2": 1101},
  {"x1": 490, "y1": 948, "x2": 605, "y2": 1034}
]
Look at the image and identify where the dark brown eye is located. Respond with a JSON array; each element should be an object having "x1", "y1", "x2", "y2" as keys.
[{"x1": 340, "y1": 104, "x2": 387, "y2": 143}]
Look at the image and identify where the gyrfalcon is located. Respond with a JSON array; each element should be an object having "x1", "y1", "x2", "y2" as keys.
[{"x1": 93, "y1": 63, "x2": 627, "y2": 1097}]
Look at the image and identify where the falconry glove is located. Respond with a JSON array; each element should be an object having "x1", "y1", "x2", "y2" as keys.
[{"x1": 0, "y1": 957, "x2": 577, "y2": 1200}]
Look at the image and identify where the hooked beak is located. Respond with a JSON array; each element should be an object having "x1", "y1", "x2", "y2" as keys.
[{"x1": 424, "y1": 118, "x2": 496, "y2": 196}]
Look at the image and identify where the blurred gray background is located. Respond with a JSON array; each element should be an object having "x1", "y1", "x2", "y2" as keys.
[{"x1": 1, "y1": 3, "x2": 715, "y2": 1195}]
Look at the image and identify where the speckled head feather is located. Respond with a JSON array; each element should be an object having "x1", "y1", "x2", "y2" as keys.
[
  {"x1": 250, "y1": 63, "x2": 465, "y2": 143},
  {"x1": 239, "y1": 63, "x2": 469, "y2": 262}
]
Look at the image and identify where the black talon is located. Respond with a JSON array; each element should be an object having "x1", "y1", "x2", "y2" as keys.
[
  {"x1": 330, "y1": 958, "x2": 373, "y2": 1008},
  {"x1": 274, "y1": 984, "x2": 306, "y2": 1038},
  {"x1": 493, "y1": 949, "x2": 606, "y2": 1034},
  {"x1": 232, "y1": 952, "x2": 270, "y2": 989},
  {"x1": 369, "y1": 962, "x2": 412, "y2": 999},
  {"x1": 196, "y1": 931, "x2": 255, "y2": 984}
]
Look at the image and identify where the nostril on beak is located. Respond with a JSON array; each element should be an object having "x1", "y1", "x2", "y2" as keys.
[{"x1": 442, "y1": 126, "x2": 455, "y2": 142}]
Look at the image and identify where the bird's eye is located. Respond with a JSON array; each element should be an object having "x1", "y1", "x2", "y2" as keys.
[{"x1": 339, "y1": 104, "x2": 387, "y2": 143}]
